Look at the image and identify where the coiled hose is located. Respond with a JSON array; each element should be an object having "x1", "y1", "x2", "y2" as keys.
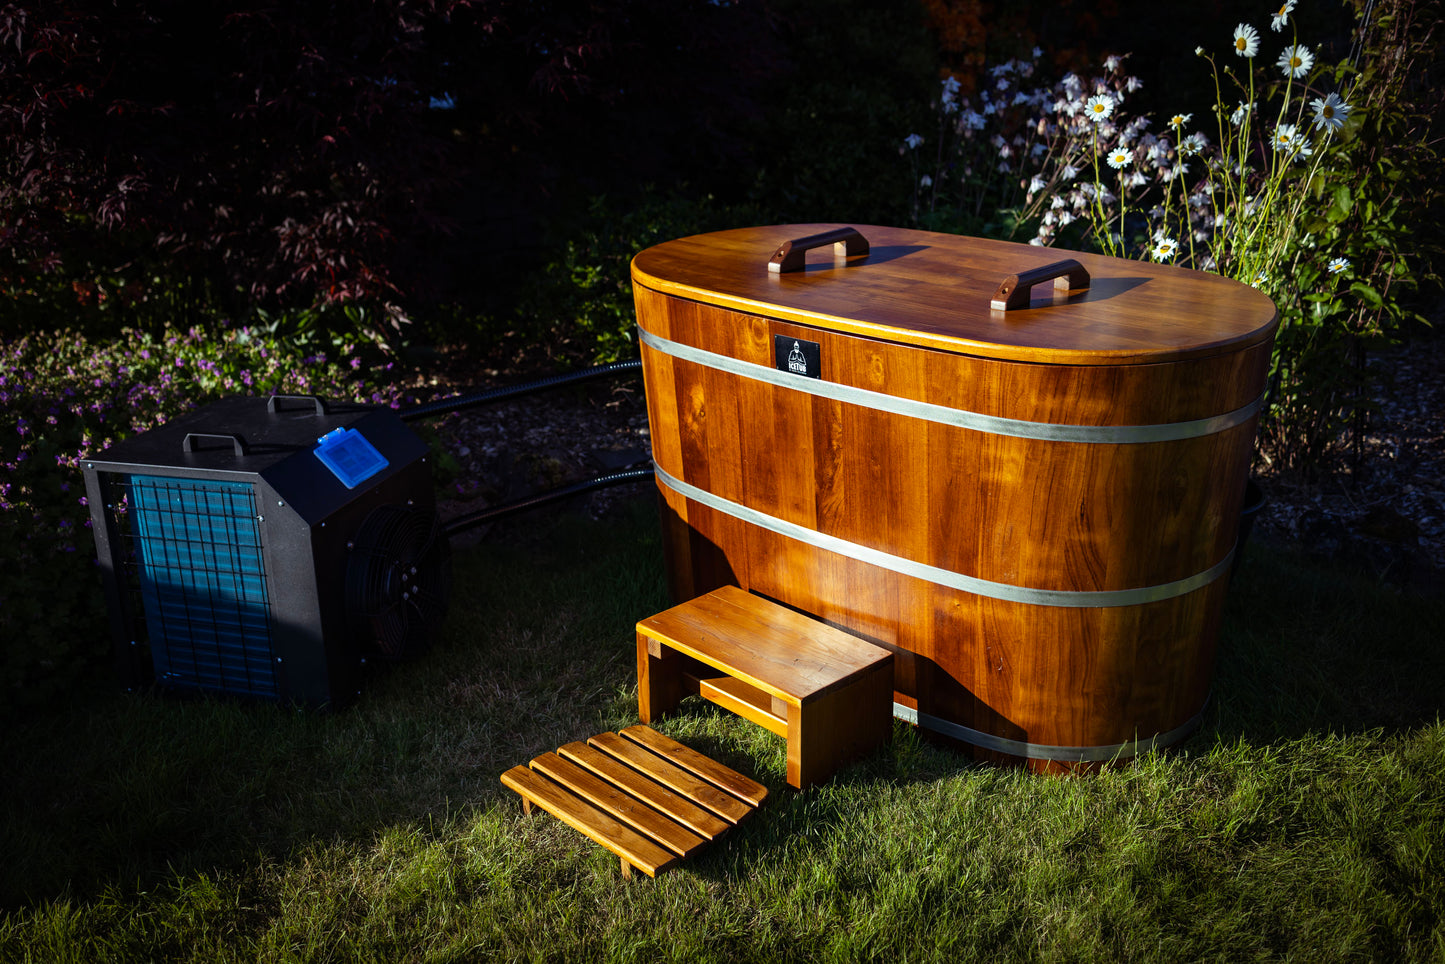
[
  {"x1": 443, "y1": 466, "x2": 654, "y2": 537},
  {"x1": 397, "y1": 359, "x2": 653, "y2": 533},
  {"x1": 398, "y1": 359, "x2": 643, "y2": 422}
]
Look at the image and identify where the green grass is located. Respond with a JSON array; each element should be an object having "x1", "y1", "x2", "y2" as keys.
[{"x1": 2, "y1": 497, "x2": 1443, "y2": 963}]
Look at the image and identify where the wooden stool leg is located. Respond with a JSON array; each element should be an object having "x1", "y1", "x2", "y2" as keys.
[
  {"x1": 788, "y1": 665, "x2": 894, "y2": 789},
  {"x1": 637, "y1": 631, "x2": 683, "y2": 722}
]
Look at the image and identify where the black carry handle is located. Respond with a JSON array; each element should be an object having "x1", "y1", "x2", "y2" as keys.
[
  {"x1": 990, "y1": 259, "x2": 1091, "y2": 311},
  {"x1": 183, "y1": 432, "x2": 249, "y2": 456},
  {"x1": 267, "y1": 394, "x2": 329, "y2": 416},
  {"x1": 768, "y1": 227, "x2": 870, "y2": 273}
]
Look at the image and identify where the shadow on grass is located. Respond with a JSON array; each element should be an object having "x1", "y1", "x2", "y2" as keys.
[
  {"x1": 3, "y1": 498, "x2": 1440, "y2": 910},
  {"x1": 1206, "y1": 534, "x2": 1445, "y2": 744}
]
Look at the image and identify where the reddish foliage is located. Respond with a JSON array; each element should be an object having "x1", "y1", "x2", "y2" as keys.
[{"x1": 0, "y1": 1, "x2": 783, "y2": 326}]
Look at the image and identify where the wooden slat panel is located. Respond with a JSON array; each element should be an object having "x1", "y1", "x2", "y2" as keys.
[
  {"x1": 588, "y1": 732, "x2": 754, "y2": 825},
  {"x1": 558, "y1": 742, "x2": 732, "y2": 839},
  {"x1": 528, "y1": 754, "x2": 709, "y2": 858},
  {"x1": 620, "y1": 725, "x2": 770, "y2": 808},
  {"x1": 499, "y1": 766, "x2": 676, "y2": 877},
  {"x1": 696, "y1": 676, "x2": 788, "y2": 738}
]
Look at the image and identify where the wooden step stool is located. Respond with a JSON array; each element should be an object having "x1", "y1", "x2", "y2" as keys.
[
  {"x1": 502, "y1": 724, "x2": 767, "y2": 879},
  {"x1": 636, "y1": 585, "x2": 894, "y2": 789}
]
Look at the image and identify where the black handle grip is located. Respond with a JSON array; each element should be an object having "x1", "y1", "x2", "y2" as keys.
[
  {"x1": 990, "y1": 259, "x2": 1091, "y2": 311},
  {"x1": 267, "y1": 394, "x2": 329, "y2": 416},
  {"x1": 182, "y1": 432, "x2": 249, "y2": 456},
  {"x1": 768, "y1": 227, "x2": 870, "y2": 273}
]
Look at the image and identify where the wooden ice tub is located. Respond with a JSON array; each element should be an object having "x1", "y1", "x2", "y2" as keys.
[{"x1": 631, "y1": 224, "x2": 1278, "y2": 770}]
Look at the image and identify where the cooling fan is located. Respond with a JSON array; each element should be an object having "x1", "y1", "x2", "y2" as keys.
[{"x1": 346, "y1": 503, "x2": 452, "y2": 661}]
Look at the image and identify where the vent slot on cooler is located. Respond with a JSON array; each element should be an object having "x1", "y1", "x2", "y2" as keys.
[{"x1": 126, "y1": 475, "x2": 278, "y2": 698}]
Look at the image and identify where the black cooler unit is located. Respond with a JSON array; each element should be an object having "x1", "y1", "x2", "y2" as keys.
[{"x1": 82, "y1": 394, "x2": 450, "y2": 706}]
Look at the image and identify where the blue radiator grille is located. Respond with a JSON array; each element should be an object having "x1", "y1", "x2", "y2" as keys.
[{"x1": 128, "y1": 475, "x2": 277, "y2": 698}]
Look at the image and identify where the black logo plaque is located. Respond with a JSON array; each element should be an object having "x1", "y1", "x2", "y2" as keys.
[{"x1": 774, "y1": 335, "x2": 821, "y2": 379}]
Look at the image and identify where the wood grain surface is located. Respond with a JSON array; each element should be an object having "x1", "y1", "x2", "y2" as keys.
[
  {"x1": 632, "y1": 224, "x2": 1278, "y2": 366},
  {"x1": 632, "y1": 225, "x2": 1277, "y2": 768}
]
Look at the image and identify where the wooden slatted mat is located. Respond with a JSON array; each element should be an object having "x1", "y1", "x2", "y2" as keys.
[{"x1": 501, "y1": 725, "x2": 767, "y2": 879}]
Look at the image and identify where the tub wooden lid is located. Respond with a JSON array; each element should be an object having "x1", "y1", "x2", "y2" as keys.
[{"x1": 630, "y1": 223, "x2": 1279, "y2": 366}]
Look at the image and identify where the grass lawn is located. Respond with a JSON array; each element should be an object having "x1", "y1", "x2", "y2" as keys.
[{"x1": 2, "y1": 495, "x2": 1443, "y2": 963}]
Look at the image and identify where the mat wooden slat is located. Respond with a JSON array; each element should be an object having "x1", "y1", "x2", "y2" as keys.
[
  {"x1": 504, "y1": 727, "x2": 766, "y2": 878},
  {"x1": 620, "y1": 725, "x2": 769, "y2": 808},
  {"x1": 500, "y1": 765, "x2": 677, "y2": 878},
  {"x1": 558, "y1": 741, "x2": 733, "y2": 839},
  {"x1": 588, "y1": 731, "x2": 755, "y2": 824},
  {"x1": 528, "y1": 753, "x2": 709, "y2": 858}
]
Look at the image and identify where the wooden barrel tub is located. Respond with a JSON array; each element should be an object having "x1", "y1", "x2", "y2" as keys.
[{"x1": 631, "y1": 224, "x2": 1278, "y2": 771}]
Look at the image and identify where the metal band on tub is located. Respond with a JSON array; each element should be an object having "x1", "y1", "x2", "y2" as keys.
[
  {"x1": 637, "y1": 326, "x2": 1264, "y2": 443},
  {"x1": 653, "y1": 464, "x2": 1234, "y2": 608},
  {"x1": 891, "y1": 701, "x2": 1206, "y2": 762}
]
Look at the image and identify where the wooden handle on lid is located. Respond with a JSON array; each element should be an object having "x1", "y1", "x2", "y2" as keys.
[
  {"x1": 990, "y1": 259, "x2": 1090, "y2": 311},
  {"x1": 768, "y1": 227, "x2": 870, "y2": 273}
]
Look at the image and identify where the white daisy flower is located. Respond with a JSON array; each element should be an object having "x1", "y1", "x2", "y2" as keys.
[
  {"x1": 1277, "y1": 44, "x2": 1314, "y2": 79},
  {"x1": 1181, "y1": 132, "x2": 1209, "y2": 155},
  {"x1": 904, "y1": 133, "x2": 923, "y2": 150},
  {"x1": 1311, "y1": 92, "x2": 1352, "y2": 132},
  {"x1": 1084, "y1": 93, "x2": 1114, "y2": 122},
  {"x1": 1252, "y1": 270, "x2": 1268, "y2": 287},
  {"x1": 1106, "y1": 148, "x2": 1131, "y2": 169},
  {"x1": 1233, "y1": 23, "x2": 1260, "y2": 58},
  {"x1": 1270, "y1": 0, "x2": 1296, "y2": 32},
  {"x1": 1153, "y1": 237, "x2": 1180, "y2": 261},
  {"x1": 1231, "y1": 101, "x2": 1254, "y2": 126},
  {"x1": 1169, "y1": 112, "x2": 1193, "y2": 128},
  {"x1": 1327, "y1": 257, "x2": 1351, "y2": 274}
]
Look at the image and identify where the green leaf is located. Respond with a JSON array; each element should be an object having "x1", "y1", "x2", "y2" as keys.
[
  {"x1": 1349, "y1": 282, "x2": 1383, "y2": 308},
  {"x1": 1329, "y1": 185, "x2": 1353, "y2": 221}
]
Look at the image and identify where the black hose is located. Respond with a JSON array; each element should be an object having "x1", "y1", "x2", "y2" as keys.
[
  {"x1": 399, "y1": 359, "x2": 643, "y2": 422},
  {"x1": 443, "y1": 466, "x2": 654, "y2": 537}
]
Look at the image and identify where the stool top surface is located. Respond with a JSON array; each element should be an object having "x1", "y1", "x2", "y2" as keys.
[{"x1": 638, "y1": 586, "x2": 893, "y2": 704}]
